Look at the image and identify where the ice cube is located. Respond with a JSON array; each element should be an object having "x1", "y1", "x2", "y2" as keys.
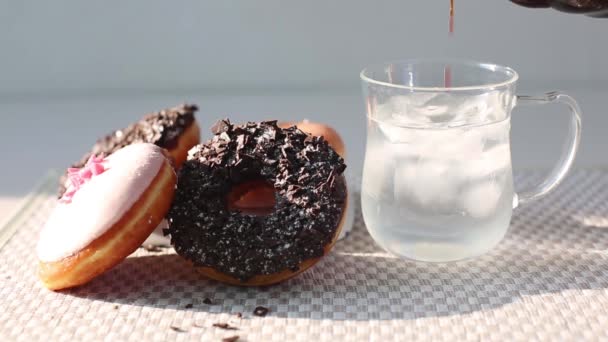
[
  {"x1": 461, "y1": 181, "x2": 503, "y2": 218},
  {"x1": 362, "y1": 143, "x2": 394, "y2": 199},
  {"x1": 389, "y1": 93, "x2": 439, "y2": 114},
  {"x1": 377, "y1": 121, "x2": 417, "y2": 144},
  {"x1": 464, "y1": 144, "x2": 511, "y2": 180},
  {"x1": 381, "y1": 127, "x2": 487, "y2": 166},
  {"x1": 484, "y1": 144, "x2": 511, "y2": 170},
  {"x1": 412, "y1": 93, "x2": 454, "y2": 123},
  {"x1": 380, "y1": 94, "x2": 446, "y2": 128},
  {"x1": 431, "y1": 128, "x2": 485, "y2": 160},
  {"x1": 441, "y1": 91, "x2": 509, "y2": 126},
  {"x1": 378, "y1": 91, "x2": 510, "y2": 129},
  {"x1": 394, "y1": 160, "x2": 457, "y2": 208},
  {"x1": 477, "y1": 117, "x2": 510, "y2": 142},
  {"x1": 452, "y1": 96, "x2": 491, "y2": 125}
]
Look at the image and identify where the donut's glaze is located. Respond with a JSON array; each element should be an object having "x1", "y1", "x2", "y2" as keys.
[
  {"x1": 58, "y1": 104, "x2": 197, "y2": 197},
  {"x1": 38, "y1": 143, "x2": 165, "y2": 262},
  {"x1": 167, "y1": 120, "x2": 347, "y2": 281}
]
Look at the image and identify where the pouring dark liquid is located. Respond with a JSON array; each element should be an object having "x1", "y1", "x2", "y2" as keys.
[
  {"x1": 449, "y1": 0, "x2": 455, "y2": 34},
  {"x1": 511, "y1": 0, "x2": 608, "y2": 17},
  {"x1": 444, "y1": 0, "x2": 454, "y2": 88}
]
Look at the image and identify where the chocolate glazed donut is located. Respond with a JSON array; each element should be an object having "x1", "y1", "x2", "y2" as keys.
[
  {"x1": 58, "y1": 104, "x2": 199, "y2": 197},
  {"x1": 166, "y1": 120, "x2": 347, "y2": 286}
]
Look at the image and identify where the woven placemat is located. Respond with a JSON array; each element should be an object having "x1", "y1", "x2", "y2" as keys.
[{"x1": 1, "y1": 169, "x2": 608, "y2": 341}]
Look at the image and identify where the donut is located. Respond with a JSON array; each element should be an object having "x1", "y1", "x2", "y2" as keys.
[
  {"x1": 38, "y1": 143, "x2": 177, "y2": 290},
  {"x1": 230, "y1": 120, "x2": 354, "y2": 240},
  {"x1": 58, "y1": 104, "x2": 199, "y2": 197},
  {"x1": 166, "y1": 120, "x2": 347, "y2": 286},
  {"x1": 279, "y1": 120, "x2": 346, "y2": 158},
  {"x1": 229, "y1": 120, "x2": 346, "y2": 213},
  {"x1": 278, "y1": 121, "x2": 354, "y2": 240}
]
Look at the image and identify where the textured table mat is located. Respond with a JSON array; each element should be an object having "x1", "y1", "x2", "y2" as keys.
[{"x1": 1, "y1": 169, "x2": 608, "y2": 341}]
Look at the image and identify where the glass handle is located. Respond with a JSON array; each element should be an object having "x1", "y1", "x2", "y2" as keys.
[{"x1": 512, "y1": 91, "x2": 582, "y2": 208}]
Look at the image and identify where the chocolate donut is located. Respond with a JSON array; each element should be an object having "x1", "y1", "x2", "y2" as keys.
[
  {"x1": 59, "y1": 104, "x2": 199, "y2": 196},
  {"x1": 166, "y1": 120, "x2": 347, "y2": 285}
]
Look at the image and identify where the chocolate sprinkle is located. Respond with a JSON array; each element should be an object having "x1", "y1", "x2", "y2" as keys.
[
  {"x1": 58, "y1": 104, "x2": 198, "y2": 196},
  {"x1": 170, "y1": 326, "x2": 187, "y2": 333},
  {"x1": 222, "y1": 336, "x2": 239, "y2": 342},
  {"x1": 212, "y1": 323, "x2": 238, "y2": 330},
  {"x1": 166, "y1": 120, "x2": 346, "y2": 281},
  {"x1": 184, "y1": 303, "x2": 193, "y2": 309},
  {"x1": 203, "y1": 298, "x2": 213, "y2": 305}
]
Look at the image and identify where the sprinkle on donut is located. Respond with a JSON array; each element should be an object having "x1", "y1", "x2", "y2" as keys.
[{"x1": 166, "y1": 120, "x2": 347, "y2": 282}]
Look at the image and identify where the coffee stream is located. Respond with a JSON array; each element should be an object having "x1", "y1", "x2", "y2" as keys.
[
  {"x1": 449, "y1": 0, "x2": 455, "y2": 34},
  {"x1": 444, "y1": 0, "x2": 454, "y2": 88}
]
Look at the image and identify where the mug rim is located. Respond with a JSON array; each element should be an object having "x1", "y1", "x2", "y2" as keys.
[{"x1": 360, "y1": 59, "x2": 519, "y2": 92}]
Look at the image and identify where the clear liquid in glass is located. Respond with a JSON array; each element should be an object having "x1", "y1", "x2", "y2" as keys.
[{"x1": 361, "y1": 97, "x2": 514, "y2": 262}]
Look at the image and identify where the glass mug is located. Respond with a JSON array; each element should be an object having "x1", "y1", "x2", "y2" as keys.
[{"x1": 360, "y1": 60, "x2": 582, "y2": 262}]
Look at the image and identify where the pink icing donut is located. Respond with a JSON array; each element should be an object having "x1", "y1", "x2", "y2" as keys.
[{"x1": 37, "y1": 143, "x2": 177, "y2": 290}]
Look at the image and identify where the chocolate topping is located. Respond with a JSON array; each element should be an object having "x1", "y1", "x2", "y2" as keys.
[
  {"x1": 213, "y1": 323, "x2": 238, "y2": 330},
  {"x1": 253, "y1": 306, "x2": 270, "y2": 317},
  {"x1": 166, "y1": 120, "x2": 346, "y2": 281},
  {"x1": 58, "y1": 104, "x2": 197, "y2": 196}
]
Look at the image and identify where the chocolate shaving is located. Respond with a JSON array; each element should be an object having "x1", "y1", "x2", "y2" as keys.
[
  {"x1": 222, "y1": 336, "x2": 239, "y2": 342},
  {"x1": 211, "y1": 119, "x2": 230, "y2": 135},
  {"x1": 184, "y1": 303, "x2": 193, "y2": 309},
  {"x1": 203, "y1": 298, "x2": 213, "y2": 305},
  {"x1": 167, "y1": 120, "x2": 347, "y2": 281},
  {"x1": 170, "y1": 326, "x2": 187, "y2": 333},
  {"x1": 253, "y1": 306, "x2": 270, "y2": 317},
  {"x1": 213, "y1": 323, "x2": 238, "y2": 330}
]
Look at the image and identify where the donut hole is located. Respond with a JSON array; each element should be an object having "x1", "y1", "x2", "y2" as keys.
[{"x1": 226, "y1": 179, "x2": 276, "y2": 216}]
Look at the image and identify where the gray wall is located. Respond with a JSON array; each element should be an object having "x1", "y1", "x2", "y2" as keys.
[
  {"x1": 0, "y1": 0, "x2": 606, "y2": 195},
  {"x1": 1, "y1": 0, "x2": 606, "y2": 95}
]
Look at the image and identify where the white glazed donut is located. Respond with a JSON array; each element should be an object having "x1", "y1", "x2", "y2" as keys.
[{"x1": 37, "y1": 143, "x2": 177, "y2": 290}]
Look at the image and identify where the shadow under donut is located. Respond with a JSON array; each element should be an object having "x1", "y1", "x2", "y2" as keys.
[{"x1": 66, "y1": 203, "x2": 608, "y2": 321}]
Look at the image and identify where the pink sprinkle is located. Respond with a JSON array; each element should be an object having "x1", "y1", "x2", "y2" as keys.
[
  {"x1": 79, "y1": 168, "x2": 91, "y2": 179},
  {"x1": 91, "y1": 163, "x2": 105, "y2": 175},
  {"x1": 68, "y1": 173, "x2": 82, "y2": 187},
  {"x1": 60, "y1": 155, "x2": 107, "y2": 203}
]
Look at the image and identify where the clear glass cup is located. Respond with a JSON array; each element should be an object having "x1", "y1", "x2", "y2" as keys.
[{"x1": 360, "y1": 59, "x2": 582, "y2": 262}]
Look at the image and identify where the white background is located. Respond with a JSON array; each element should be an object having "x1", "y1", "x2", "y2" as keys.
[{"x1": 0, "y1": 0, "x2": 606, "y2": 202}]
